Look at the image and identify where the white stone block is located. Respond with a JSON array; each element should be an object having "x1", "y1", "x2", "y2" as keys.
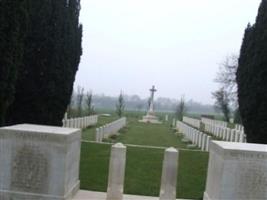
[
  {"x1": 204, "y1": 141, "x2": 267, "y2": 200},
  {"x1": 160, "y1": 147, "x2": 178, "y2": 200},
  {"x1": 0, "y1": 124, "x2": 81, "y2": 200},
  {"x1": 201, "y1": 134, "x2": 206, "y2": 151},
  {"x1": 206, "y1": 136, "x2": 211, "y2": 152},
  {"x1": 106, "y1": 143, "x2": 126, "y2": 200}
]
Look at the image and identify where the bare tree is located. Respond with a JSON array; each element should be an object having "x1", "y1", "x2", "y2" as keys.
[
  {"x1": 116, "y1": 91, "x2": 125, "y2": 117},
  {"x1": 86, "y1": 91, "x2": 94, "y2": 115},
  {"x1": 175, "y1": 96, "x2": 186, "y2": 121},
  {"x1": 215, "y1": 55, "x2": 238, "y2": 103},
  {"x1": 212, "y1": 88, "x2": 231, "y2": 122},
  {"x1": 76, "y1": 86, "x2": 84, "y2": 117}
]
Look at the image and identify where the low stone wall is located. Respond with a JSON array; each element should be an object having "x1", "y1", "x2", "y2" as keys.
[
  {"x1": 95, "y1": 117, "x2": 127, "y2": 142},
  {"x1": 62, "y1": 115, "x2": 98, "y2": 129}
]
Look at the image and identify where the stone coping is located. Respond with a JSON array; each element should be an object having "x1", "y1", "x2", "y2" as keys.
[
  {"x1": 1, "y1": 124, "x2": 80, "y2": 135},
  {"x1": 73, "y1": 190, "x2": 193, "y2": 200},
  {"x1": 212, "y1": 140, "x2": 267, "y2": 152}
]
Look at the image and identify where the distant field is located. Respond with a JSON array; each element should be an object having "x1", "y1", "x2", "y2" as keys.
[{"x1": 80, "y1": 142, "x2": 209, "y2": 200}]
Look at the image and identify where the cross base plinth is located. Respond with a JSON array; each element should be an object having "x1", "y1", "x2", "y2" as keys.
[{"x1": 139, "y1": 114, "x2": 162, "y2": 124}]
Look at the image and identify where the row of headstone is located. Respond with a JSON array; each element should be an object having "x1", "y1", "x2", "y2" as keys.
[
  {"x1": 201, "y1": 117, "x2": 228, "y2": 128},
  {"x1": 235, "y1": 123, "x2": 244, "y2": 132},
  {"x1": 182, "y1": 116, "x2": 201, "y2": 129},
  {"x1": 204, "y1": 123, "x2": 246, "y2": 143},
  {"x1": 202, "y1": 117, "x2": 245, "y2": 134},
  {"x1": 106, "y1": 143, "x2": 179, "y2": 200},
  {"x1": 176, "y1": 121, "x2": 211, "y2": 152},
  {"x1": 201, "y1": 119, "x2": 246, "y2": 143},
  {"x1": 62, "y1": 115, "x2": 98, "y2": 129},
  {"x1": 95, "y1": 117, "x2": 127, "y2": 142}
]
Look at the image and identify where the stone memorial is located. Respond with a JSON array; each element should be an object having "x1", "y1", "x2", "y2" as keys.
[
  {"x1": 139, "y1": 85, "x2": 161, "y2": 124},
  {"x1": 204, "y1": 141, "x2": 267, "y2": 200},
  {"x1": 0, "y1": 124, "x2": 81, "y2": 200}
]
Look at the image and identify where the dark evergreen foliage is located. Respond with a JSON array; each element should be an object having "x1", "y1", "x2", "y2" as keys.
[
  {"x1": 237, "y1": 0, "x2": 267, "y2": 143},
  {"x1": 0, "y1": 0, "x2": 26, "y2": 126},
  {"x1": 7, "y1": 0, "x2": 82, "y2": 126},
  {"x1": 212, "y1": 88, "x2": 231, "y2": 122}
]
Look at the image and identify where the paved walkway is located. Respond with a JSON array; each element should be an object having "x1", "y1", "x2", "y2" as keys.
[{"x1": 73, "y1": 190, "x2": 192, "y2": 200}]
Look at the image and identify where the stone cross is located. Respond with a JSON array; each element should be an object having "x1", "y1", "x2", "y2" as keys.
[{"x1": 148, "y1": 85, "x2": 157, "y2": 114}]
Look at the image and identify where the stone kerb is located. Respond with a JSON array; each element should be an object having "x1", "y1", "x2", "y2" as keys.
[
  {"x1": 160, "y1": 147, "x2": 179, "y2": 200},
  {"x1": 106, "y1": 143, "x2": 126, "y2": 200},
  {"x1": 204, "y1": 141, "x2": 267, "y2": 200},
  {"x1": 0, "y1": 124, "x2": 81, "y2": 200}
]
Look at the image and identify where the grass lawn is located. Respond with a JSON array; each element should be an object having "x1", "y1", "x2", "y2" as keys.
[
  {"x1": 103, "y1": 118, "x2": 190, "y2": 149},
  {"x1": 80, "y1": 142, "x2": 209, "y2": 199}
]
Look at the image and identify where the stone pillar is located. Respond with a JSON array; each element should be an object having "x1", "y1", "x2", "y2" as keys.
[
  {"x1": 106, "y1": 143, "x2": 126, "y2": 200},
  {"x1": 160, "y1": 147, "x2": 179, "y2": 200}
]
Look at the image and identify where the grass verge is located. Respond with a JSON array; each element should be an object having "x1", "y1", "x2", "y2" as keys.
[{"x1": 80, "y1": 142, "x2": 208, "y2": 199}]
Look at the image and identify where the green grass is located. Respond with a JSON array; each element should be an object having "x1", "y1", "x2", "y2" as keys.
[
  {"x1": 104, "y1": 118, "x2": 189, "y2": 149},
  {"x1": 80, "y1": 142, "x2": 209, "y2": 199},
  {"x1": 80, "y1": 115, "x2": 208, "y2": 199},
  {"x1": 80, "y1": 142, "x2": 111, "y2": 192}
]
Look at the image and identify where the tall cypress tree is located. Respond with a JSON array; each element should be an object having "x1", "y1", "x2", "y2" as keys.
[
  {"x1": 237, "y1": 0, "x2": 267, "y2": 143},
  {"x1": 0, "y1": 0, "x2": 26, "y2": 126},
  {"x1": 7, "y1": 0, "x2": 82, "y2": 126}
]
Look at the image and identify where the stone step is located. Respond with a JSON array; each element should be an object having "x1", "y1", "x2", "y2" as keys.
[{"x1": 73, "y1": 190, "x2": 193, "y2": 200}]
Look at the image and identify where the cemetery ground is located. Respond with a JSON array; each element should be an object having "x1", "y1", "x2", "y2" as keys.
[{"x1": 80, "y1": 113, "x2": 209, "y2": 199}]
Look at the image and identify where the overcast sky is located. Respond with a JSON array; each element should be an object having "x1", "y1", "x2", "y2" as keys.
[{"x1": 74, "y1": 0, "x2": 261, "y2": 104}]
